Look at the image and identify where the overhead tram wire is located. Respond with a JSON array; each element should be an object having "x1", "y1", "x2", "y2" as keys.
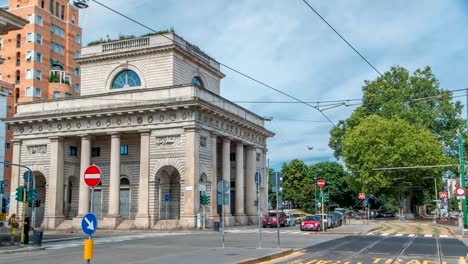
[{"x1": 89, "y1": 0, "x2": 337, "y2": 127}]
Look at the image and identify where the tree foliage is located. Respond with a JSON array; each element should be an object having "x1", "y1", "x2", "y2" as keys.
[
  {"x1": 342, "y1": 115, "x2": 449, "y2": 193},
  {"x1": 330, "y1": 66, "x2": 465, "y2": 159}
]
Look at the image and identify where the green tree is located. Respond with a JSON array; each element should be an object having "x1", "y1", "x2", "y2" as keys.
[
  {"x1": 342, "y1": 115, "x2": 449, "y2": 193},
  {"x1": 330, "y1": 66, "x2": 465, "y2": 159},
  {"x1": 281, "y1": 160, "x2": 313, "y2": 212}
]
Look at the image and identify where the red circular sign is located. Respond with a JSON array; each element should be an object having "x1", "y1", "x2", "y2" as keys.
[
  {"x1": 317, "y1": 179, "x2": 326, "y2": 188},
  {"x1": 84, "y1": 165, "x2": 102, "y2": 187},
  {"x1": 456, "y1": 187, "x2": 466, "y2": 196}
]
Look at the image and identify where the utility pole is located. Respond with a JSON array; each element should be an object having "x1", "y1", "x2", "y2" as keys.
[{"x1": 459, "y1": 133, "x2": 468, "y2": 228}]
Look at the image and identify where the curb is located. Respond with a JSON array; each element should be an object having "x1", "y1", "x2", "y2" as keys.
[
  {"x1": 0, "y1": 246, "x2": 45, "y2": 254},
  {"x1": 234, "y1": 249, "x2": 294, "y2": 264}
]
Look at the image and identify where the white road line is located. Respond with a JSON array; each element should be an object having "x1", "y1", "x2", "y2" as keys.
[
  {"x1": 381, "y1": 233, "x2": 389, "y2": 236},
  {"x1": 424, "y1": 234, "x2": 432, "y2": 238},
  {"x1": 367, "y1": 233, "x2": 374, "y2": 235},
  {"x1": 408, "y1": 234, "x2": 415, "y2": 237},
  {"x1": 440, "y1": 235, "x2": 448, "y2": 238},
  {"x1": 395, "y1": 233, "x2": 403, "y2": 237}
]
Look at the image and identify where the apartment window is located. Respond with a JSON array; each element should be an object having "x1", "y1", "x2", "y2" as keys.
[
  {"x1": 53, "y1": 91, "x2": 60, "y2": 99},
  {"x1": 26, "y1": 33, "x2": 32, "y2": 43},
  {"x1": 71, "y1": 14, "x2": 75, "y2": 24},
  {"x1": 5, "y1": 143, "x2": 10, "y2": 149},
  {"x1": 49, "y1": 0, "x2": 53, "y2": 13},
  {"x1": 36, "y1": 33, "x2": 43, "y2": 44},
  {"x1": 15, "y1": 70, "x2": 20, "y2": 84},
  {"x1": 69, "y1": 146, "x2": 78, "y2": 156},
  {"x1": 35, "y1": 51, "x2": 42, "y2": 62},
  {"x1": 75, "y1": 50, "x2": 80, "y2": 58},
  {"x1": 0, "y1": 38, "x2": 3, "y2": 49},
  {"x1": 41, "y1": 0, "x2": 45, "y2": 8},
  {"x1": 7, "y1": 106, "x2": 12, "y2": 113},
  {"x1": 55, "y1": 2, "x2": 59, "y2": 16},
  {"x1": 91, "y1": 147, "x2": 100, "y2": 157},
  {"x1": 51, "y1": 24, "x2": 65, "y2": 38},
  {"x1": 6, "y1": 124, "x2": 10, "y2": 131},
  {"x1": 120, "y1": 145, "x2": 128, "y2": 155},
  {"x1": 34, "y1": 69, "x2": 42, "y2": 80},
  {"x1": 61, "y1": 5, "x2": 65, "y2": 20},
  {"x1": 74, "y1": 83, "x2": 80, "y2": 93},
  {"x1": 26, "y1": 51, "x2": 32, "y2": 62},
  {"x1": 27, "y1": 33, "x2": 42, "y2": 44},
  {"x1": 64, "y1": 92, "x2": 72, "y2": 98},
  {"x1": 0, "y1": 73, "x2": 2, "y2": 81},
  {"x1": 16, "y1": 52, "x2": 20, "y2": 66},
  {"x1": 51, "y1": 41, "x2": 64, "y2": 55},
  {"x1": 25, "y1": 87, "x2": 33, "y2": 97},
  {"x1": 27, "y1": 14, "x2": 43, "y2": 26},
  {"x1": 75, "y1": 67, "x2": 80, "y2": 76},
  {"x1": 25, "y1": 69, "x2": 33, "y2": 79},
  {"x1": 16, "y1": 34, "x2": 21, "y2": 48},
  {"x1": 75, "y1": 34, "x2": 81, "y2": 44}
]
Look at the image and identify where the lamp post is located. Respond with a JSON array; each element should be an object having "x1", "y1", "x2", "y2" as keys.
[
  {"x1": 314, "y1": 176, "x2": 317, "y2": 214},
  {"x1": 422, "y1": 176, "x2": 438, "y2": 223}
]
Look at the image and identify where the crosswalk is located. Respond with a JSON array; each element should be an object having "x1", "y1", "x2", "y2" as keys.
[
  {"x1": 225, "y1": 229, "x2": 320, "y2": 235},
  {"x1": 366, "y1": 232, "x2": 449, "y2": 238}
]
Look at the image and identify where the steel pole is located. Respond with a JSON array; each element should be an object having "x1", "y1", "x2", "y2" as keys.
[
  {"x1": 321, "y1": 188, "x2": 325, "y2": 232},
  {"x1": 276, "y1": 177, "x2": 280, "y2": 248},
  {"x1": 314, "y1": 177, "x2": 317, "y2": 214},
  {"x1": 459, "y1": 133, "x2": 468, "y2": 228}
]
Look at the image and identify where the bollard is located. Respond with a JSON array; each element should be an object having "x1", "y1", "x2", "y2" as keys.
[{"x1": 84, "y1": 239, "x2": 93, "y2": 261}]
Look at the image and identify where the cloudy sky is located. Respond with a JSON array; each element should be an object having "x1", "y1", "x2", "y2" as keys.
[{"x1": 12, "y1": 0, "x2": 467, "y2": 170}]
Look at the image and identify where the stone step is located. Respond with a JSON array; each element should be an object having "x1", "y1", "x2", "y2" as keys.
[
  {"x1": 55, "y1": 220, "x2": 73, "y2": 230},
  {"x1": 116, "y1": 220, "x2": 135, "y2": 230}
]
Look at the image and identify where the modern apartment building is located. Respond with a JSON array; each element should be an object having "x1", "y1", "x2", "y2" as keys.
[{"x1": 0, "y1": 0, "x2": 81, "y2": 207}]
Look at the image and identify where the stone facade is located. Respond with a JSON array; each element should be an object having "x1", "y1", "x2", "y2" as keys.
[{"x1": 6, "y1": 32, "x2": 273, "y2": 230}]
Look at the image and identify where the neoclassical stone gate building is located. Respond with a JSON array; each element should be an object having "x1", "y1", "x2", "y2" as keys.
[{"x1": 6, "y1": 32, "x2": 273, "y2": 230}]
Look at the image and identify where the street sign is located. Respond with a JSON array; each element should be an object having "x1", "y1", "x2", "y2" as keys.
[
  {"x1": 317, "y1": 179, "x2": 325, "y2": 188},
  {"x1": 255, "y1": 172, "x2": 262, "y2": 185},
  {"x1": 23, "y1": 171, "x2": 33, "y2": 183},
  {"x1": 439, "y1": 192, "x2": 448, "y2": 199},
  {"x1": 455, "y1": 187, "x2": 466, "y2": 197},
  {"x1": 270, "y1": 172, "x2": 283, "y2": 186},
  {"x1": 81, "y1": 213, "x2": 97, "y2": 236},
  {"x1": 199, "y1": 183, "x2": 207, "y2": 193},
  {"x1": 217, "y1": 193, "x2": 229, "y2": 205},
  {"x1": 358, "y1": 193, "x2": 366, "y2": 200},
  {"x1": 84, "y1": 165, "x2": 102, "y2": 187},
  {"x1": 217, "y1": 180, "x2": 229, "y2": 194},
  {"x1": 277, "y1": 195, "x2": 283, "y2": 207},
  {"x1": 164, "y1": 194, "x2": 170, "y2": 202}
]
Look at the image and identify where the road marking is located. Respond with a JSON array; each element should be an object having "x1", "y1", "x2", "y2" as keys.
[
  {"x1": 395, "y1": 233, "x2": 403, "y2": 237},
  {"x1": 440, "y1": 234, "x2": 448, "y2": 238},
  {"x1": 408, "y1": 234, "x2": 415, "y2": 237},
  {"x1": 381, "y1": 233, "x2": 389, "y2": 236},
  {"x1": 424, "y1": 234, "x2": 432, "y2": 238},
  {"x1": 367, "y1": 233, "x2": 374, "y2": 235}
]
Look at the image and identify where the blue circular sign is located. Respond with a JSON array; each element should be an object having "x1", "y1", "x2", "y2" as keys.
[
  {"x1": 164, "y1": 194, "x2": 170, "y2": 202},
  {"x1": 81, "y1": 213, "x2": 97, "y2": 236}
]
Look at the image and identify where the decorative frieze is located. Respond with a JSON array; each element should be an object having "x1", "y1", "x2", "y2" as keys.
[
  {"x1": 27, "y1": 144, "x2": 47, "y2": 155},
  {"x1": 155, "y1": 135, "x2": 181, "y2": 146}
]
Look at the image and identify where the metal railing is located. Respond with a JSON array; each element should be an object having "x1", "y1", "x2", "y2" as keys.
[{"x1": 49, "y1": 70, "x2": 72, "y2": 86}]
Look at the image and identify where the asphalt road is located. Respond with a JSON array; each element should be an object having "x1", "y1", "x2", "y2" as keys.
[{"x1": 273, "y1": 234, "x2": 468, "y2": 264}]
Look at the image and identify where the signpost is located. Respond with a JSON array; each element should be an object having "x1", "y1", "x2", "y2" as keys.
[
  {"x1": 83, "y1": 165, "x2": 101, "y2": 264},
  {"x1": 317, "y1": 179, "x2": 325, "y2": 188},
  {"x1": 317, "y1": 179, "x2": 326, "y2": 232},
  {"x1": 255, "y1": 172, "x2": 262, "y2": 249},
  {"x1": 456, "y1": 187, "x2": 466, "y2": 200},
  {"x1": 165, "y1": 194, "x2": 170, "y2": 230},
  {"x1": 272, "y1": 172, "x2": 282, "y2": 248},
  {"x1": 217, "y1": 180, "x2": 229, "y2": 248}
]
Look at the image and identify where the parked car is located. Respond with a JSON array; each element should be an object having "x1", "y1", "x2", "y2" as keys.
[
  {"x1": 300, "y1": 215, "x2": 323, "y2": 231},
  {"x1": 326, "y1": 213, "x2": 339, "y2": 228},
  {"x1": 330, "y1": 212, "x2": 344, "y2": 226},
  {"x1": 355, "y1": 212, "x2": 367, "y2": 220},
  {"x1": 316, "y1": 214, "x2": 333, "y2": 228},
  {"x1": 293, "y1": 213, "x2": 307, "y2": 224},
  {"x1": 262, "y1": 211, "x2": 287, "y2": 228},
  {"x1": 346, "y1": 211, "x2": 356, "y2": 219},
  {"x1": 286, "y1": 214, "x2": 296, "y2": 227}
]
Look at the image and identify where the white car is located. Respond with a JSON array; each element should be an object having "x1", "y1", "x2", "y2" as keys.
[{"x1": 286, "y1": 214, "x2": 296, "y2": 226}]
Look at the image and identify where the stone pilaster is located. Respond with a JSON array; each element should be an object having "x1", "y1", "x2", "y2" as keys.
[
  {"x1": 235, "y1": 142, "x2": 247, "y2": 225},
  {"x1": 8, "y1": 140, "x2": 21, "y2": 217},
  {"x1": 209, "y1": 134, "x2": 218, "y2": 225},
  {"x1": 44, "y1": 137, "x2": 65, "y2": 229},
  {"x1": 73, "y1": 135, "x2": 91, "y2": 229},
  {"x1": 103, "y1": 133, "x2": 121, "y2": 229},
  {"x1": 134, "y1": 131, "x2": 150, "y2": 229}
]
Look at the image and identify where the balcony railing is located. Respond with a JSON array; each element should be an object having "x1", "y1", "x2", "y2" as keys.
[
  {"x1": 102, "y1": 37, "x2": 150, "y2": 53},
  {"x1": 49, "y1": 70, "x2": 72, "y2": 86}
]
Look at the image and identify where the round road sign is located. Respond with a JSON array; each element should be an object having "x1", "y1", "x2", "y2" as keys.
[
  {"x1": 317, "y1": 179, "x2": 326, "y2": 188},
  {"x1": 84, "y1": 165, "x2": 102, "y2": 188},
  {"x1": 455, "y1": 187, "x2": 466, "y2": 196},
  {"x1": 217, "y1": 180, "x2": 229, "y2": 194}
]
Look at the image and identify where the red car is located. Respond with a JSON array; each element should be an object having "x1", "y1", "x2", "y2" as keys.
[
  {"x1": 262, "y1": 212, "x2": 287, "y2": 227},
  {"x1": 300, "y1": 215, "x2": 323, "y2": 231}
]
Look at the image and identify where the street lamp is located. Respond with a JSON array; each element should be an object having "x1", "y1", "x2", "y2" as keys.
[
  {"x1": 73, "y1": 0, "x2": 89, "y2": 9},
  {"x1": 422, "y1": 176, "x2": 439, "y2": 223}
]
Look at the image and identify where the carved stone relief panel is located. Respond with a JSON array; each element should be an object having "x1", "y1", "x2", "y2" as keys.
[
  {"x1": 27, "y1": 145, "x2": 47, "y2": 155},
  {"x1": 155, "y1": 135, "x2": 181, "y2": 146}
]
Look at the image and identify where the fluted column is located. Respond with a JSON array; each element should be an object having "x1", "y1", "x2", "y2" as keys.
[
  {"x1": 246, "y1": 146, "x2": 257, "y2": 223},
  {"x1": 235, "y1": 142, "x2": 246, "y2": 224},
  {"x1": 209, "y1": 134, "x2": 218, "y2": 223},
  {"x1": 77, "y1": 135, "x2": 91, "y2": 216},
  {"x1": 9, "y1": 140, "x2": 21, "y2": 217},
  {"x1": 44, "y1": 137, "x2": 65, "y2": 228},
  {"x1": 108, "y1": 133, "x2": 121, "y2": 217},
  {"x1": 135, "y1": 131, "x2": 150, "y2": 228},
  {"x1": 222, "y1": 138, "x2": 231, "y2": 216}
]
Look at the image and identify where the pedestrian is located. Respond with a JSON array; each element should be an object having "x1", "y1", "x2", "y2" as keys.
[
  {"x1": 8, "y1": 214, "x2": 18, "y2": 244},
  {"x1": 24, "y1": 217, "x2": 30, "y2": 245}
]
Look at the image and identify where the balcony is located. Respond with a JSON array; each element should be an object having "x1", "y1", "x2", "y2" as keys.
[{"x1": 49, "y1": 70, "x2": 71, "y2": 86}]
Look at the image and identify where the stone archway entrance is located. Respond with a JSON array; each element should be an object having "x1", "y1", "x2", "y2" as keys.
[{"x1": 156, "y1": 166, "x2": 181, "y2": 220}]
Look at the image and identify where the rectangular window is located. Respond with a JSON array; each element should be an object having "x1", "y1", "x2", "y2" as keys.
[
  {"x1": 25, "y1": 69, "x2": 33, "y2": 79},
  {"x1": 50, "y1": 0, "x2": 54, "y2": 13},
  {"x1": 51, "y1": 24, "x2": 65, "y2": 38},
  {"x1": 26, "y1": 33, "x2": 32, "y2": 43},
  {"x1": 71, "y1": 14, "x2": 75, "y2": 24},
  {"x1": 0, "y1": 73, "x2": 2, "y2": 80},
  {"x1": 26, "y1": 51, "x2": 32, "y2": 61},
  {"x1": 36, "y1": 33, "x2": 42, "y2": 44},
  {"x1": 27, "y1": 14, "x2": 43, "y2": 26},
  {"x1": 91, "y1": 147, "x2": 100, "y2": 157},
  {"x1": 51, "y1": 41, "x2": 64, "y2": 55},
  {"x1": 74, "y1": 83, "x2": 80, "y2": 93},
  {"x1": 5, "y1": 143, "x2": 10, "y2": 149},
  {"x1": 35, "y1": 51, "x2": 42, "y2": 62},
  {"x1": 61, "y1": 5, "x2": 65, "y2": 20},
  {"x1": 6, "y1": 124, "x2": 10, "y2": 130},
  {"x1": 0, "y1": 38, "x2": 3, "y2": 49},
  {"x1": 75, "y1": 34, "x2": 81, "y2": 44},
  {"x1": 41, "y1": 0, "x2": 45, "y2": 8},
  {"x1": 55, "y1": 2, "x2": 59, "y2": 16},
  {"x1": 64, "y1": 92, "x2": 72, "y2": 98},
  {"x1": 25, "y1": 87, "x2": 33, "y2": 97},
  {"x1": 53, "y1": 91, "x2": 60, "y2": 99},
  {"x1": 34, "y1": 87, "x2": 41, "y2": 98},
  {"x1": 75, "y1": 50, "x2": 80, "y2": 58},
  {"x1": 75, "y1": 67, "x2": 80, "y2": 76},
  {"x1": 230, "y1": 152, "x2": 235, "y2": 161},
  {"x1": 120, "y1": 145, "x2": 128, "y2": 155},
  {"x1": 34, "y1": 69, "x2": 42, "y2": 80},
  {"x1": 69, "y1": 146, "x2": 78, "y2": 156}
]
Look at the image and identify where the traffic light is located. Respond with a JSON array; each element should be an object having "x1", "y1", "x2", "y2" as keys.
[
  {"x1": 28, "y1": 200, "x2": 33, "y2": 207},
  {"x1": 15, "y1": 187, "x2": 24, "y2": 201},
  {"x1": 200, "y1": 194, "x2": 210, "y2": 205},
  {"x1": 27, "y1": 188, "x2": 37, "y2": 202},
  {"x1": 34, "y1": 199, "x2": 41, "y2": 208}
]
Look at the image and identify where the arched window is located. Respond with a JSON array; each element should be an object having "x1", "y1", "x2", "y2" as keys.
[
  {"x1": 15, "y1": 70, "x2": 20, "y2": 84},
  {"x1": 120, "y1": 177, "x2": 130, "y2": 186},
  {"x1": 111, "y1": 70, "x2": 141, "y2": 89},
  {"x1": 16, "y1": 34, "x2": 21, "y2": 48},
  {"x1": 192, "y1": 76, "x2": 204, "y2": 88},
  {"x1": 16, "y1": 52, "x2": 20, "y2": 66}
]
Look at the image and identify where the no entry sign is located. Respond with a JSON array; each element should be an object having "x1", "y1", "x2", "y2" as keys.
[
  {"x1": 84, "y1": 165, "x2": 101, "y2": 187},
  {"x1": 455, "y1": 187, "x2": 466, "y2": 197},
  {"x1": 317, "y1": 179, "x2": 325, "y2": 188}
]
